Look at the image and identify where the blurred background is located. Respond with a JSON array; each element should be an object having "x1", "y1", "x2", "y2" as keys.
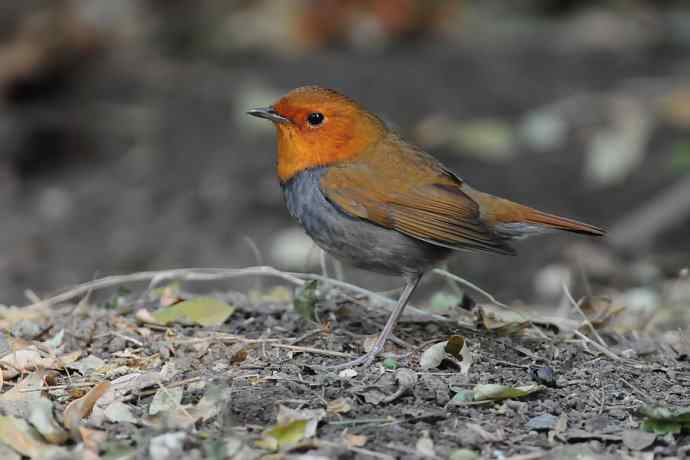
[{"x1": 1, "y1": 0, "x2": 689, "y2": 316}]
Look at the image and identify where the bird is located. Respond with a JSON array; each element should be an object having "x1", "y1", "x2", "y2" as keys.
[{"x1": 248, "y1": 86, "x2": 605, "y2": 368}]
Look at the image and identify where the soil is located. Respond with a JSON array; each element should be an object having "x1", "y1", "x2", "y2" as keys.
[{"x1": 9, "y1": 283, "x2": 688, "y2": 459}]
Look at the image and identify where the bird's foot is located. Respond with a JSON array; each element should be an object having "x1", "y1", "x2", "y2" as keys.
[{"x1": 322, "y1": 350, "x2": 379, "y2": 370}]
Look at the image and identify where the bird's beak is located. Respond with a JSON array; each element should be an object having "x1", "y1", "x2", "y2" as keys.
[{"x1": 246, "y1": 106, "x2": 291, "y2": 124}]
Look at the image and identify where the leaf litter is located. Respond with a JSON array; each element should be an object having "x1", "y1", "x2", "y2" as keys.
[{"x1": 0, "y1": 271, "x2": 687, "y2": 459}]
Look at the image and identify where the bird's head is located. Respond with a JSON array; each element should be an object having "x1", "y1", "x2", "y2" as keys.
[{"x1": 248, "y1": 86, "x2": 386, "y2": 183}]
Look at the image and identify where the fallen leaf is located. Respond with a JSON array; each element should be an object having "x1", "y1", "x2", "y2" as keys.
[
  {"x1": 152, "y1": 297, "x2": 234, "y2": 326},
  {"x1": 326, "y1": 399, "x2": 352, "y2": 416},
  {"x1": 64, "y1": 382, "x2": 111, "y2": 436},
  {"x1": 256, "y1": 405, "x2": 324, "y2": 451},
  {"x1": 343, "y1": 432, "x2": 367, "y2": 448},
  {"x1": 472, "y1": 384, "x2": 544, "y2": 402},
  {"x1": 0, "y1": 305, "x2": 50, "y2": 331},
  {"x1": 420, "y1": 341, "x2": 447, "y2": 370},
  {"x1": 452, "y1": 389, "x2": 475, "y2": 403},
  {"x1": 0, "y1": 347, "x2": 51, "y2": 379},
  {"x1": 188, "y1": 384, "x2": 231, "y2": 423},
  {"x1": 67, "y1": 355, "x2": 106, "y2": 375},
  {"x1": 622, "y1": 429, "x2": 656, "y2": 451},
  {"x1": 639, "y1": 406, "x2": 690, "y2": 434},
  {"x1": 293, "y1": 280, "x2": 318, "y2": 322},
  {"x1": 28, "y1": 399, "x2": 69, "y2": 444},
  {"x1": 420, "y1": 336, "x2": 472, "y2": 373},
  {"x1": 80, "y1": 427, "x2": 107, "y2": 454},
  {"x1": 429, "y1": 292, "x2": 463, "y2": 312},
  {"x1": 0, "y1": 415, "x2": 65, "y2": 459},
  {"x1": 255, "y1": 419, "x2": 308, "y2": 451},
  {"x1": 0, "y1": 444, "x2": 20, "y2": 460},
  {"x1": 149, "y1": 387, "x2": 183, "y2": 416},
  {"x1": 382, "y1": 357, "x2": 398, "y2": 369},
  {"x1": 43, "y1": 329, "x2": 64, "y2": 350},
  {"x1": 104, "y1": 402, "x2": 138, "y2": 424},
  {"x1": 476, "y1": 304, "x2": 529, "y2": 335}
]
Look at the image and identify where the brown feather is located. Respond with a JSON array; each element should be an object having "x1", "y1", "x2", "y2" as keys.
[
  {"x1": 465, "y1": 189, "x2": 606, "y2": 237},
  {"x1": 321, "y1": 134, "x2": 516, "y2": 255}
]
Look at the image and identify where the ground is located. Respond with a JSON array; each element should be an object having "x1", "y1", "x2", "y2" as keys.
[{"x1": 1, "y1": 271, "x2": 688, "y2": 459}]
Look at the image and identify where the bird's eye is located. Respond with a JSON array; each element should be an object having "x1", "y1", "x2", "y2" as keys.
[{"x1": 307, "y1": 112, "x2": 324, "y2": 126}]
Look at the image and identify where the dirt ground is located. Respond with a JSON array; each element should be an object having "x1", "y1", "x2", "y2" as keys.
[{"x1": 1, "y1": 273, "x2": 688, "y2": 459}]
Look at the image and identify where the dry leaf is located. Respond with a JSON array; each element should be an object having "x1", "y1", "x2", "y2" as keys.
[
  {"x1": 64, "y1": 382, "x2": 111, "y2": 436},
  {"x1": 343, "y1": 432, "x2": 367, "y2": 448},
  {"x1": 326, "y1": 399, "x2": 352, "y2": 415},
  {"x1": 103, "y1": 402, "x2": 138, "y2": 424},
  {"x1": 80, "y1": 427, "x2": 107, "y2": 452},
  {"x1": 0, "y1": 415, "x2": 65, "y2": 459},
  {"x1": 149, "y1": 387, "x2": 183, "y2": 416},
  {"x1": 28, "y1": 399, "x2": 69, "y2": 444},
  {"x1": 1, "y1": 347, "x2": 51, "y2": 379}
]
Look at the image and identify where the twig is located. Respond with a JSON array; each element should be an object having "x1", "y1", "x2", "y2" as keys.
[
  {"x1": 562, "y1": 282, "x2": 607, "y2": 348},
  {"x1": 20, "y1": 381, "x2": 99, "y2": 392},
  {"x1": 270, "y1": 343, "x2": 352, "y2": 358},
  {"x1": 93, "y1": 331, "x2": 144, "y2": 347},
  {"x1": 24, "y1": 266, "x2": 449, "y2": 322},
  {"x1": 619, "y1": 377, "x2": 652, "y2": 403},
  {"x1": 243, "y1": 236, "x2": 264, "y2": 291},
  {"x1": 433, "y1": 268, "x2": 550, "y2": 340},
  {"x1": 432, "y1": 268, "x2": 512, "y2": 310},
  {"x1": 572, "y1": 330, "x2": 620, "y2": 361}
]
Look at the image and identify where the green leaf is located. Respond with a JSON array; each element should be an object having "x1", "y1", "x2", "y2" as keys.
[
  {"x1": 255, "y1": 419, "x2": 308, "y2": 450},
  {"x1": 639, "y1": 406, "x2": 690, "y2": 434},
  {"x1": 152, "y1": 297, "x2": 234, "y2": 326},
  {"x1": 382, "y1": 358, "x2": 398, "y2": 370},
  {"x1": 293, "y1": 280, "x2": 318, "y2": 322},
  {"x1": 429, "y1": 292, "x2": 463, "y2": 311},
  {"x1": 453, "y1": 389, "x2": 475, "y2": 403},
  {"x1": 472, "y1": 384, "x2": 544, "y2": 401}
]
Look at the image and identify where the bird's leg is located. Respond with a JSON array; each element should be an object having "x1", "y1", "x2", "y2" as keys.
[{"x1": 326, "y1": 274, "x2": 422, "y2": 369}]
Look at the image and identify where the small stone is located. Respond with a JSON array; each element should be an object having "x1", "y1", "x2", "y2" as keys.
[
  {"x1": 338, "y1": 368, "x2": 358, "y2": 379},
  {"x1": 10, "y1": 320, "x2": 43, "y2": 339},
  {"x1": 529, "y1": 366, "x2": 557, "y2": 387},
  {"x1": 527, "y1": 414, "x2": 559, "y2": 432},
  {"x1": 622, "y1": 429, "x2": 656, "y2": 451},
  {"x1": 149, "y1": 432, "x2": 186, "y2": 460}
]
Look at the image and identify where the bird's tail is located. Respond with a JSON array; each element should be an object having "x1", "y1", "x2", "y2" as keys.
[
  {"x1": 511, "y1": 206, "x2": 605, "y2": 236},
  {"x1": 467, "y1": 189, "x2": 605, "y2": 237}
]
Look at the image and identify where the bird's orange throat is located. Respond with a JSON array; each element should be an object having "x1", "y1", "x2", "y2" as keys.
[{"x1": 275, "y1": 114, "x2": 385, "y2": 183}]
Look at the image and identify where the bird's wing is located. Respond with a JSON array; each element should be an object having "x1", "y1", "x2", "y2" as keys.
[{"x1": 320, "y1": 139, "x2": 516, "y2": 255}]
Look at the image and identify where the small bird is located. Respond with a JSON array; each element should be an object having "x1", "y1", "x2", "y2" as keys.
[{"x1": 248, "y1": 86, "x2": 604, "y2": 368}]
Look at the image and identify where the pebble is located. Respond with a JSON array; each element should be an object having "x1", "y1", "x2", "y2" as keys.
[
  {"x1": 527, "y1": 414, "x2": 559, "y2": 432},
  {"x1": 10, "y1": 320, "x2": 42, "y2": 339}
]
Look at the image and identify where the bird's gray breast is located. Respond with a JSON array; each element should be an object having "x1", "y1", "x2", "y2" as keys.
[{"x1": 281, "y1": 168, "x2": 450, "y2": 276}]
